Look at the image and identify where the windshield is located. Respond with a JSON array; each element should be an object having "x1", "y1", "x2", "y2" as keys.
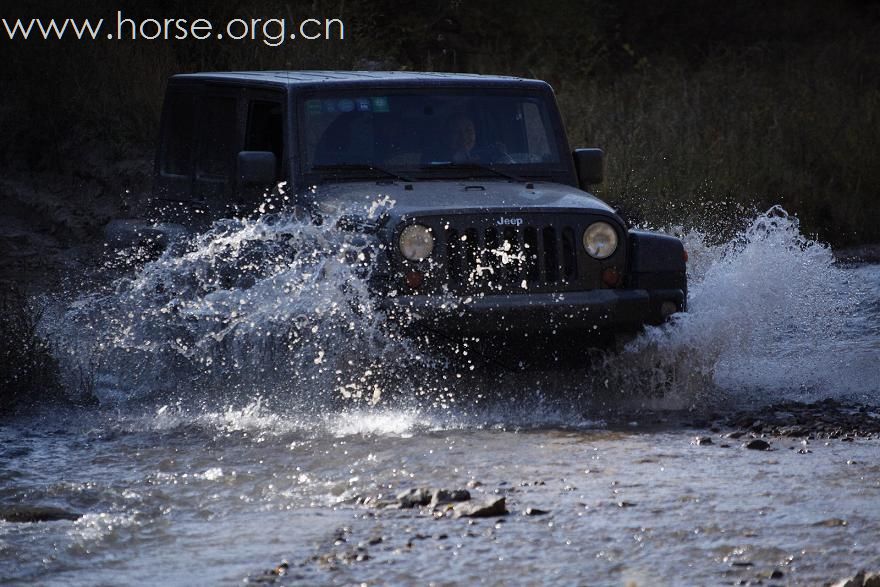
[{"x1": 300, "y1": 91, "x2": 563, "y2": 178}]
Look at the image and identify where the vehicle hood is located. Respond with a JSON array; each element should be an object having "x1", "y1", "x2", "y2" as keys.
[{"x1": 307, "y1": 180, "x2": 617, "y2": 221}]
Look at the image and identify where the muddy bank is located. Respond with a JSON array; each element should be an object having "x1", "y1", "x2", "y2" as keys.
[{"x1": 0, "y1": 143, "x2": 151, "y2": 292}]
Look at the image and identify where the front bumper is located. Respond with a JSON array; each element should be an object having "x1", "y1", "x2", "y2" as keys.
[{"x1": 380, "y1": 288, "x2": 685, "y2": 336}]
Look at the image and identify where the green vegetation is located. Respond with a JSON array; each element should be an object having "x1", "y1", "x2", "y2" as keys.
[{"x1": 1, "y1": 0, "x2": 877, "y2": 245}]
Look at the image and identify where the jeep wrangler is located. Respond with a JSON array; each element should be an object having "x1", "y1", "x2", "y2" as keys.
[{"x1": 124, "y1": 71, "x2": 687, "y2": 364}]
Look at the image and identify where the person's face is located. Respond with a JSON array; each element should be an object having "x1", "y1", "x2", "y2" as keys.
[{"x1": 451, "y1": 118, "x2": 476, "y2": 151}]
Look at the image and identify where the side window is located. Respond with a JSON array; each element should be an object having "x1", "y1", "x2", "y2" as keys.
[
  {"x1": 197, "y1": 96, "x2": 237, "y2": 179},
  {"x1": 245, "y1": 100, "x2": 283, "y2": 178},
  {"x1": 160, "y1": 91, "x2": 196, "y2": 176}
]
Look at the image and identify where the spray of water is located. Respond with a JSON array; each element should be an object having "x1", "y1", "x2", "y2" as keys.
[
  {"x1": 50, "y1": 200, "x2": 428, "y2": 410},
  {"x1": 46, "y1": 203, "x2": 879, "y2": 435},
  {"x1": 598, "y1": 206, "x2": 878, "y2": 407}
]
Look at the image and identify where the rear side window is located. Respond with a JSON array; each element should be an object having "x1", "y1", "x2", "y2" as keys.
[
  {"x1": 245, "y1": 101, "x2": 283, "y2": 156},
  {"x1": 245, "y1": 100, "x2": 283, "y2": 179},
  {"x1": 197, "y1": 96, "x2": 237, "y2": 179},
  {"x1": 160, "y1": 92, "x2": 196, "y2": 176}
]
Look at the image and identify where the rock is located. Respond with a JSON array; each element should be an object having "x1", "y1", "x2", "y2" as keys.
[
  {"x1": 523, "y1": 507, "x2": 549, "y2": 516},
  {"x1": 0, "y1": 505, "x2": 81, "y2": 523},
  {"x1": 864, "y1": 572, "x2": 880, "y2": 587},
  {"x1": 453, "y1": 497, "x2": 508, "y2": 518},
  {"x1": 397, "y1": 487, "x2": 432, "y2": 508},
  {"x1": 692, "y1": 436, "x2": 713, "y2": 446},
  {"x1": 726, "y1": 431, "x2": 747, "y2": 439},
  {"x1": 830, "y1": 570, "x2": 866, "y2": 587},
  {"x1": 769, "y1": 569, "x2": 784, "y2": 579},
  {"x1": 430, "y1": 488, "x2": 470, "y2": 507},
  {"x1": 744, "y1": 439, "x2": 771, "y2": 451},
  {"x1": 616, "y1": 501, "x2": 637, "y2": 508}
]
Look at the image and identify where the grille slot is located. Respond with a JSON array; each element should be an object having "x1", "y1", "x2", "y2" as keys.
[{"x1": 441, "y1": 222, "x2": 580, "y2": 294}]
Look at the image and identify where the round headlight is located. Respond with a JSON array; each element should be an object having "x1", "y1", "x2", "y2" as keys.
[
  {"x1": 583, "y1": 222, "x2": 618, "y2": 259},
  {"x1": 399, "y1": 224, "x2": 434, "y2": 261}
]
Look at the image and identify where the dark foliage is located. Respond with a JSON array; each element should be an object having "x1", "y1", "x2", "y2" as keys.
[
  {"x1": 0, "y1": 287, "x2": 63, "y2": 409},
  {"x1": 1, "y1": 0, "x2": 878, "y2": 245}
]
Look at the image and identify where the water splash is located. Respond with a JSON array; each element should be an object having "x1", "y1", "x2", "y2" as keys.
[
  {"x1": 50, "y1": 201, "x2": 425, "y2": 407},
  {"x1": 601, "y1": 206, "x2": 879, "y2": 406},
  {"x1": 46, "y1": 203, "x2": 879, "y2": 430}
]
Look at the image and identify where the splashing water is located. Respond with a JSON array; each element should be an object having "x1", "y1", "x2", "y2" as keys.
[
  {"x1": 601, "y1": 206, "x2": 879, "y2": 407},
  {"x1": 45, "y1": 205, "x2": 879, "y2": 424},
  {"x1": 50, "y1": 202, "x2": 425, "y2": 409}
]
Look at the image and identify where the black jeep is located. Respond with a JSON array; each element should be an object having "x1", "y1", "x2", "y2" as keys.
[{"x1": 128, "y1": 71, "x2": 686, "y2": 363}]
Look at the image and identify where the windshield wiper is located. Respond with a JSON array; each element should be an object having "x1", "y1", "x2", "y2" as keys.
[
  {"x1": 311, "y1": 163, "x2": 415, "y2": 183},
  {"x1": 420, "y1": 162, "x2": 525, "y2": 182}
]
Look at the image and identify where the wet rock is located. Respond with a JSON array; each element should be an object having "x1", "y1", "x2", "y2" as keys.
[
  {"x1": 769, "y1": 569, "x2": 784, "y2": 579},
  {"x1": 396, "y1": 487, "x2": 432, "y2": 508},
  {"x1": 744, "y1": 439, "x2": 771, "y2": 451},
  {"x1": 721, "y1": 400, "x2": 880, "y2": 441},
  {"x1": 523, "y1": 507, "x2": 549, "y2": 516},
  {"x1": 814, "y1": 518, "x2": 847, "y2": 527},
  {"x1": 453, "y1": 497, "x2": 508, "y2": 518},
  {"x1": 692, "y1": 436, "x2": 713, "y2": 446},
  {"x1": 0, "y1": 505, "x2": 81, "y2": 523},
  {"x1": 829, "y1": 570, "x2": 879, "y2": 587},
  {"x1": 726, "y1": 431, "x2": 747, "y2": 439},
  {"x1": 616, "y1": 501, "x2": 637, "y2": 508},
  {"x1": 430, "y1": 488, "x2": 470, "y2": 507}
]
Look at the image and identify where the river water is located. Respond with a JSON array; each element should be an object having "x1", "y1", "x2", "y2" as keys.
[{"x1": 1, "y1": 208, "x2": 878, "y2": 585}]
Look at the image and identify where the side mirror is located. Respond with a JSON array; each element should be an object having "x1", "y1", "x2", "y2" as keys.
[
  {"x1": 573, "y1": 148, "x2": 604, "y2": 187},
  {"x1": 237, "y1": 151, "x2": 277, "y2": 186}
]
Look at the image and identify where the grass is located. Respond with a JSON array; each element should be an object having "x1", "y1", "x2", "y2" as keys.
[{"x1": 0, "y1": 0, "x2": 877, "y2": 246}]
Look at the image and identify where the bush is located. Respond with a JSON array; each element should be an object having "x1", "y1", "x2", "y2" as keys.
[{"x1": 0, "y1": 287, "x2": 63, "y2": 409}]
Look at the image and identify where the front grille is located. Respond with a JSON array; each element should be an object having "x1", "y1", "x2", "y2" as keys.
[{"x1": 441, "y1": 221, "x2": 581, "y2": 294}]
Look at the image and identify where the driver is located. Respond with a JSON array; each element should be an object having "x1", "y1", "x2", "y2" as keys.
[
  {"x1": 447, "y1": 114, "x2": 513, "y2": 164},
  {"x1": 449, "y1": 114, "x2": 477, "y2": 162}
]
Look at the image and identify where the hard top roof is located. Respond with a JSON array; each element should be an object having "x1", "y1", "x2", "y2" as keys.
[{"x1": 170, "y1": 70, "x2": 551, "y2": 91}]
